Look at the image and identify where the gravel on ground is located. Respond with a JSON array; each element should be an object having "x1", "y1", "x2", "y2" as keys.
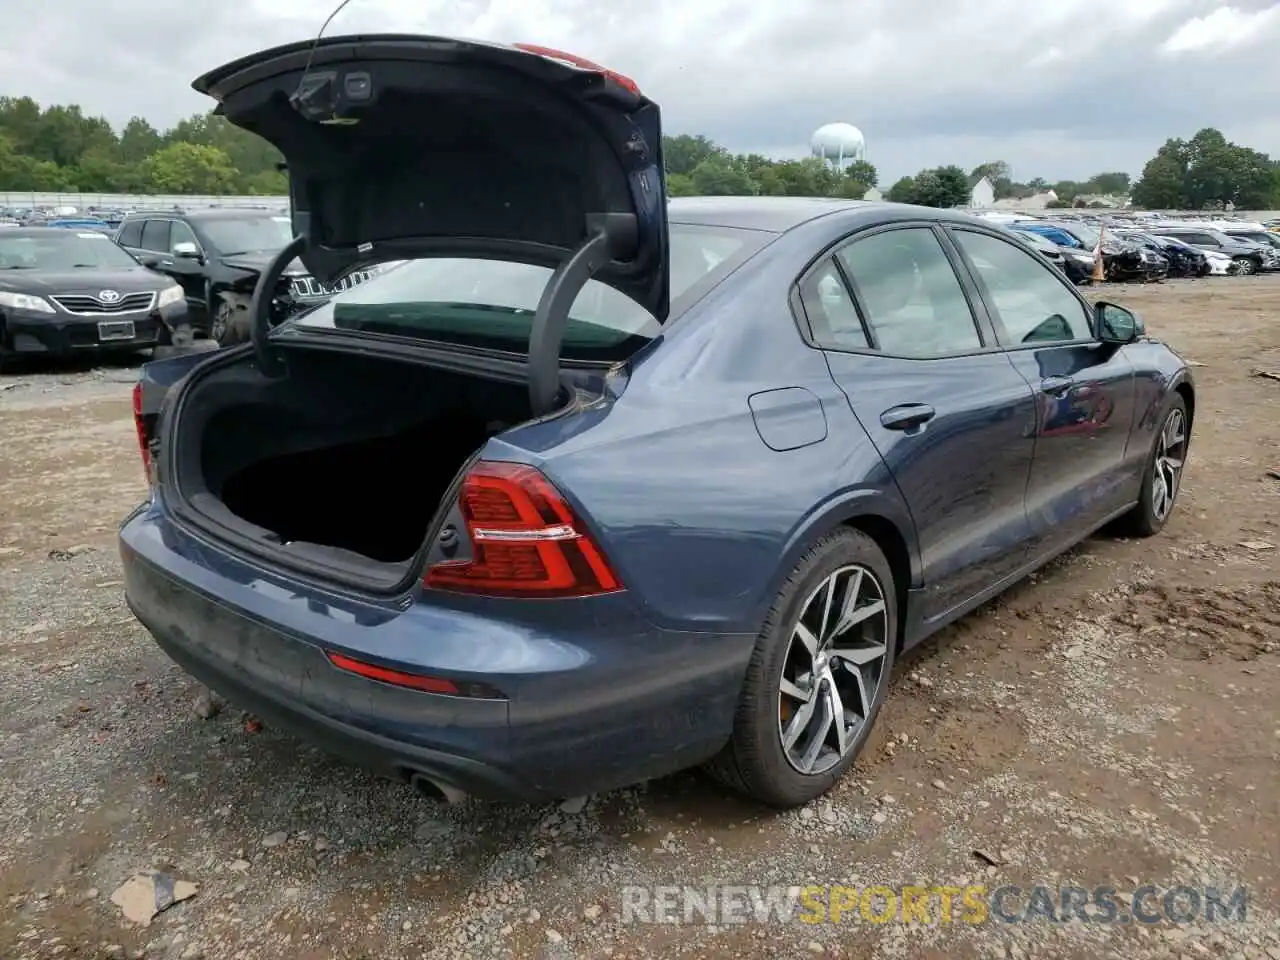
[{"x1": 1, "y1": 278, "x2": 1278, "y2": 960}]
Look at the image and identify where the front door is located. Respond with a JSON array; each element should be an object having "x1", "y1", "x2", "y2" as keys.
[
  {"x1": 946, "y1": 227, "x2": 1137, "y2": 556},
  {"x1": 802, "y1": 223, "x2": 1039, "y2": 624},
  {"x1": 165, "y1": 220, "x2": 208, "y2": 310}
]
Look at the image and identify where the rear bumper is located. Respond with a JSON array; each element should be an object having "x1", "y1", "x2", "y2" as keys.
[
  {"x1": 120, "y1": 502, "x2": 753, "y2": 801},
  {"x1": 128, "y1": 588, "x2": 531, "y2": 800}
]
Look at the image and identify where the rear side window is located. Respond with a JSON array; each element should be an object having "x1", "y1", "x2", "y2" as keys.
[
  {"x1": 140, "y1": 220, "x2": 170, "y2": 252},
  {"x1": 117, "y1": 220, "x2": 143, "y2": 247},
  {"x1": 294, "y1": 224, "x2": 771, "y2": 362},
  {"x1": 836, "y1": 227, "x2": 982, "y2": 358},
  {"x1": 797, "y1": 259, "x2": 868, "y2": 349},
  {"x1": 952, "y1": 230, "x2": 1091, "y2": 345}
]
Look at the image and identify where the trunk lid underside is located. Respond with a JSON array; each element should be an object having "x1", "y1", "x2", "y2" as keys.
[{"x1": 192, "y1": 34, "x2": 671, "y2": 322}]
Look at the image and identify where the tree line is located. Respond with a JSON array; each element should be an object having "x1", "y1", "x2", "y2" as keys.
[
  {"x1": 0, "y1": 97, "x2": 287, "y2": 195},
  {"x1": 1, "y1": 96, "x2": 1277, "y2": 210}
]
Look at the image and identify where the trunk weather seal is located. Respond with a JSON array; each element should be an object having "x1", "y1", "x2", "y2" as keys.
[{"x1": 160, "y1": 340, "x2": 579, "y2": 602}]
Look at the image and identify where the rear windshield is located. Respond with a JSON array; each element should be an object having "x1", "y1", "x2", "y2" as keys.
[{"x1": 292, "y1": 223, "x2": 770, "y2": 361}]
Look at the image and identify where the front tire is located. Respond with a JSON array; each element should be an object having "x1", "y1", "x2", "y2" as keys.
[
  {"x1": 1232, "y1": 256, "x2": 1256, "y2": 276},
  {"x1": 1119, "y1": 396, "x2": 1189, "y2": 537},
  {"x1": 211, "y1": 295, "x2": 250, "y2": 347},
  {"x1": 706, "y1": 528, "x2": 896, "y2": 808}
]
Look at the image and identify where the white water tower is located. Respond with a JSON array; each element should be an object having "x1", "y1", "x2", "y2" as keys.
[{"x1": 811, "y1": 123, "x2": 866, "y2": 168}]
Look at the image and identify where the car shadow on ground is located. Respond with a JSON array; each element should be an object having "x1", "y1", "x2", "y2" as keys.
[{"x1": 112, "y1": 537, "x2": 1102, "y2": 874}]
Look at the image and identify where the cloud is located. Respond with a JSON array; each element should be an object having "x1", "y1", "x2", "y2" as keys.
[
  {"x1": 1161, "y1": 3, "x2": 1280, "y2": 53},
  {"x1": 1, "y1": 0, "x2": 1278, "y2": 182}
]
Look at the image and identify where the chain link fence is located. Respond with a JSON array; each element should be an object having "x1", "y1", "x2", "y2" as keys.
[
  {"x1": 4, "y1": 192, "x2": 1278, "y2": 222},
  {"x1": 0, "y1": 193, "x2": 286, "y2": 211}
]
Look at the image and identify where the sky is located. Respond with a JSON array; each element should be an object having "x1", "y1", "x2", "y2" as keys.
[{"x1": 3, "y1": 0, "x2": 1280, "y2": 183}]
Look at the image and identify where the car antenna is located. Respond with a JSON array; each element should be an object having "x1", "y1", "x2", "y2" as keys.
[{"x1": 291, "y1": 0, "x2": 359, "y2": 107}]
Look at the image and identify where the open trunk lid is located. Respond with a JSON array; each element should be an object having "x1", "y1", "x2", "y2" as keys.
[{"x1": 192, "y1": 35, "x2": 669, "y2": 319}]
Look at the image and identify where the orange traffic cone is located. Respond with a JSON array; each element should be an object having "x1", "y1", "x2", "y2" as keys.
[{"x1": 1091, "y1": 251, "x2": 1105, "y2": 284}]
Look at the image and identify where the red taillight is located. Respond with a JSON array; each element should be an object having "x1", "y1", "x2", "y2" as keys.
[
  {"x1": 326, "y1": 652, "x2": 460, "y2": 694},
  {"x1": 512, "y1": 43, "x2": 641, "y2": 97},
  {"x1": 424, "y1": 460, "x2": 622, "y2": 599},
  {"x1": 132, "y1": 381, "x2": 154, "y2": 485}
]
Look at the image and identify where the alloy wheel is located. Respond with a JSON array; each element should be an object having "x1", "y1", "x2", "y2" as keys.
[
  {"x1": 777, "y1": 564, "x2": 889, "y2": 775},
  {"x1": 1152, "y1": 408, "x2": 1187, "y2": 523}
]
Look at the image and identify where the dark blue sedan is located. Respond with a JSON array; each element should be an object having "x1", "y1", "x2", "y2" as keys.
[{"x1": 120, "y1": 35, "x2": 1194, "y2": 809}]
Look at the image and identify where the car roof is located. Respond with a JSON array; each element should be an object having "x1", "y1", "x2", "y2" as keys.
[
  {"x1": 123, "y1": 208, "x2": 284, "y2": 221},
  {"x1": 666, "y1": 196, "x2": 994, "y2": 235}
]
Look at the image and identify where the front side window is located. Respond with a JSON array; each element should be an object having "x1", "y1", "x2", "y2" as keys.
[
  {"x1": 292, "y1": 224, "x2": 770, "y2": 362},
  {"x1": 169, "y1": 221, "x2": 200, "y2": 253},
  {"x1": 835, "y1": 227, "x2": 982, "y2": 358},
  {"x1": 952, "y1": 229, "x2": 1092, "y2": 345}
]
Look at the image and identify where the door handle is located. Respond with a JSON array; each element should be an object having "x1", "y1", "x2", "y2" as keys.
[
  {"x1": 1040, "y1": 376, "x2": 1075, "y2": 396},
  {"x1": 880, "y1": 403, "x2": 936, "y2": 431},
  {"x1": 160, "y1": 260, "x2": 174, "y2": 266}
]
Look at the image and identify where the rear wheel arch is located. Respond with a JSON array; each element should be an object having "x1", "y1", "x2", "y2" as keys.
[
  {"x1": 839, "y1": 513, "x2": 913, "y2": 651},
  {"x1": 1173, "y1": 380, "x2": 1195, "y2": 432},
  {"x1": 759, "y1": 494, "x2": 919, "y2": 648}
]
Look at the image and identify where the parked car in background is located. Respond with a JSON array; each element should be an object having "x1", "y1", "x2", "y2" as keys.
[
  {"x1": 1219, "y1": 226, "x2": 1280, "y2": 255},
  {"x1": 1152, "y1": 227, "x2": 1272, "y2": 275},
  {"x1": 0, "y1": 227, "x2": 188, "y2": 364},
  {"x1": 1014, "y1": 221, "x2": 1160, "y2": 282},
  {"x1": 1113, "y1": 231, "x2": 1209, "y2": 279},
  {"x1": 46, "y1": 217, "x2": 114, "y2": 234},
  {"x1": 1008, "y1": 228, "x2": 1068, "y2": 272},
  {"x1": 122, "y1": 35, "x2": 1197, "y2": 810},
  {"x1": 114, "y1": 208, "x2": 380, "y2": 345}
]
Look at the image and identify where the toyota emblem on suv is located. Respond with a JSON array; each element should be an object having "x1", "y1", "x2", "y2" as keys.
[{"x1": 98, "y1": 289, "x2": 122, "y2": 303}]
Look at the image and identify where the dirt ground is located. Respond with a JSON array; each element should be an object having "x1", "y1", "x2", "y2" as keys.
[{"x1": 1, "y1": 276, "x2": 1277, "y2": 960}]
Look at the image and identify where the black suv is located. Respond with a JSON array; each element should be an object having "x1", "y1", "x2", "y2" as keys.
[{"x1": 114, "y1": 208, "x2": 376, "y2": 345}]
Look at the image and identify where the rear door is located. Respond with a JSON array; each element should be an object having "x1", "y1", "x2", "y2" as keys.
[
  {"x1": 803, "y1": 222, "x2": 1038, "y2": 623},
  {"x1": 946, "y1": 226, "x2": 1137, "y2": 555}
]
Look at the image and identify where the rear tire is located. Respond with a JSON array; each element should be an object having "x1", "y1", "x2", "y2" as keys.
[
  {"x1": 706, "y1": 528, "x2": 896, "y2": 808},
  {"x1": 1117, "y1": 395, "x2": 1189, "y2": 538},
  {"x1": 1232, "y1": 256, "x2": 1256, "y2": 276}
]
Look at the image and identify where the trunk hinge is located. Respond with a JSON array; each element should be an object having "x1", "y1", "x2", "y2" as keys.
[
  {"x1": 250, "y1": 234, "x2": 307, "y2": 376},
  {"x1": 527, "y1": 213, "x2": 638, "y2": 417}
]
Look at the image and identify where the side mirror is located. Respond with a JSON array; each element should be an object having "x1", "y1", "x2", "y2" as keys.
[
  {"x1": 173, "y1": 241, "x2": 201, "y2": 260},
  {"x1": 1096, "y1": 301, "x2": 1144, "y2": 343}
]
